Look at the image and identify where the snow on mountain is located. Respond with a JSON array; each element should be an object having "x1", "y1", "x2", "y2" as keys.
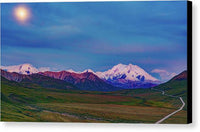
[
  {"x1": 83, "y1": 69, "x2": 95, "y2": 74},
  {"x1": 66, "y1": 69, "x2": 77, "y2": 73},
  {"x1": 66, "y1": 69, "x2": 95, "y2": 74},
  {"x1": 96, "y1": 63, "x2": 158, "y2": 82},
  {"x1": 1, "y1": 64, "x2": 39, "y2": 75}
]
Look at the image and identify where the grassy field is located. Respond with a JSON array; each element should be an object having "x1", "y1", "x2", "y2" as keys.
[
  {"x1": 35, "y1": 103, "x2": 178, "y2": 123},
  {"x1": 1, "y1": 77, "x2": 187, "y2": 123}
]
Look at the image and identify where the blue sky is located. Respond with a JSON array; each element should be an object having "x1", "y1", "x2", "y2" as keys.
[{"x1": 1, "y1": 1, "x2": 187, "y2": 81}]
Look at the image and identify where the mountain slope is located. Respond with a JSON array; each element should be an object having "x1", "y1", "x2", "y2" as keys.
[
  {"x1": 170, "y1": 70, "x2": 187, "y2": 81},
  {"x1": 40, "y1": 71, "x2": 120, "y2": 91},
  {"x1": 152, "y1": 70, "x2": 187, "y2": 110},
  {"x1": 154, "y1": 70, "x2": 187, "y2": 96},
  {"x1": 1, "y1": 70, "x2": 78, "y2": 90}
]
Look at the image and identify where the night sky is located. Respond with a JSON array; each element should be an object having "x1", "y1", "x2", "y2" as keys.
[{"x1": 1, "y1": 1, "x2": 187, "y2": 81}]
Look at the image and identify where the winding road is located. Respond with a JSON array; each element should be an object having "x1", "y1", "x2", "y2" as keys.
[{"x1": 151, "y1": 88, "x2": 185, "y2": 124}]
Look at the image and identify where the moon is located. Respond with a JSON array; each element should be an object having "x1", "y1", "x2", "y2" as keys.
[{"x1": 14, "y1": 5, "x2": 31, "y2": 24}]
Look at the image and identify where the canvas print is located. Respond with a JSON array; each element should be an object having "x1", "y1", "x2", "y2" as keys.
[{"x1": 1, "y1": 1, "x2": 192, "y2": 124}]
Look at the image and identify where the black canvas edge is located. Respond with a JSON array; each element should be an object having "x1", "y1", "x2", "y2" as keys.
[{"x1": 187, "y1": 0, "x2": 192, "y2": 124}]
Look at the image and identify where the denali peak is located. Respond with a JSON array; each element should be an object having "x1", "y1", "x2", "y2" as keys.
[{"x1": 96, "y1": 63, "x2": 158, "y2": 82}]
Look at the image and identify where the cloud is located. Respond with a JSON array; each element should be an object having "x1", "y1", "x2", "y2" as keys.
[
  {"x1": 38, "y1": 67, "x2": 50, "y2": 72},
  {"x1": 151, "y1": 69, "x2": 177, "y2": 81}
]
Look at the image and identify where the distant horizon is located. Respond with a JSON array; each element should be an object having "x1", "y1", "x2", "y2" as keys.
[{"x1": 1, "y1": 1, "x2": 187, "y2": 82}]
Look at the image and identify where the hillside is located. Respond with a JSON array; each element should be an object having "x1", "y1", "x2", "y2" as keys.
[
  {"x1": 153, "y1": 71, "x2": 187, "y2": 111},
  {"x1": 40, "y1": 71, "x2": 119, "y2": 91},
  {"x1": 154, "y1": 71, "x2": 187, "y2": 101},
  {"x1": 1, "y1": 70, "x2": 78, "y2": 90}
]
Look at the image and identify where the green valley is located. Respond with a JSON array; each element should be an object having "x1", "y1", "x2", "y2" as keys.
[{"x1": 1, "y1": 71, "x2": 187, "y2": 123}]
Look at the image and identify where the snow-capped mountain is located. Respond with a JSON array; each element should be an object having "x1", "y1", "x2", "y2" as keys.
[
  {"x1": 96, "y1": 63, "x2": 158, "y2": 82},
  {"x1": 95, "y1": 64, "x2": 159, "y2": 88},
  {"x1": 1, "y1": 64, "x2": 39, "y2": 75}
]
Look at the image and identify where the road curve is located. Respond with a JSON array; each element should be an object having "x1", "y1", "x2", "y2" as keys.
[{"x1": 151, "y1": 88, "x2": 185, "y2": 124}]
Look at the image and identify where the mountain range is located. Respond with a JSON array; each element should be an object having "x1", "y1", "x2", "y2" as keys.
[
  {"x1": 39, "y1": 71, "x2": 117, "y2": 91},
  {"x1": 1, "y1": 63, "x2": 161, "y2": 90},
  {"x1": 1, "y1": 69, "x2": 78, "y2": 90}
]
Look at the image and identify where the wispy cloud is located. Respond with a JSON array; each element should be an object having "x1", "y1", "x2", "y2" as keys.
[
  {"x1": 86, "y1": 42, "x2": 185, "y2": 55},
  {"x1": 38, "y1": 67, "x2": 50, "y2": 72},
  {"x1": 151, "y1": 69, "x2": 177, "y2": 82}
]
